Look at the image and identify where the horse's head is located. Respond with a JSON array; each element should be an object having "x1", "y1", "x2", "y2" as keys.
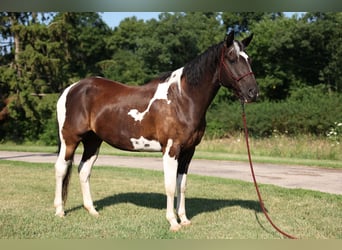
[{"x1": 219, "y1": 31, "x2": 259, "y2": 103}]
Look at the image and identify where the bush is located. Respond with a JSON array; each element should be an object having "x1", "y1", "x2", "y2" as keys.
[
  {"x1": 206, "y1": 86, "x2": 342, "y2": 138},
  {"x1": 2, "y1": 93, "x2": 59, "y2": 144},
  {"x1": 327, "y1": 122, "x2": 342, "y2": 145},
  {"x1": 38, "y1": 116, "x2": 58, "y2": 146}
]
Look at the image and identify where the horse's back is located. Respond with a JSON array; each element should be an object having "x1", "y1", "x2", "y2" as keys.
[
  {"x1": 58, "y1": 77, "x2": 160, "y2": 149},
  {"x1": 57, "y1": 77, "x2": 125, "y2": 138}
]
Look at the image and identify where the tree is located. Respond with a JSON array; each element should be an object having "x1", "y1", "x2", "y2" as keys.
[
  {"x1": 303, "y1": 12, "x2": 342, "y2": 92},
  {"x1": 49, "y1": 12, "x2": 112, "y2": 89},
  {"x1": 221, "y1": 12, "x2": 283, "y2": 35},
  {"x1": 0, "y1": 12, "x2": 112, "y2": 142},
  {"x1": 102, "y1": 12, "x2": 224, "y2": 83},
  {"x1": 247, "y1": 12, "x2": 342, "y2": 100},
  {"x1": 137, "y1": 12, "x2": 223, "y2": 74},
  {"x1": 98, "y1": 16, "x2": 148, "y2": 84}
]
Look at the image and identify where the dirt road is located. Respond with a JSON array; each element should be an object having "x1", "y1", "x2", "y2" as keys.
[{"x1": 0, "y1": 150, "x2": 341, "y2": 195}]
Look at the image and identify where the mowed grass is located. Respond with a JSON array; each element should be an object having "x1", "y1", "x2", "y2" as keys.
[{"x1": 0, "y1": 160, "x2": 341, "y2": 239}]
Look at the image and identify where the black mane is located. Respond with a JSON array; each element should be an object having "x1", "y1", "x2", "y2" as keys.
[
  {"x1": 148, "y1": 41, "x2": 224, "y2": 86},
  {"x1": 182, "y1": 41, "x2": 224, "y2": 86},
  {"x1": 155, "y1": 71, "x2": 173, "y2": 82}
]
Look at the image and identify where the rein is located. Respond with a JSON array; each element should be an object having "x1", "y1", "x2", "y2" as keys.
[
  {"x1": 241, "y1": 103, "x2": 297, "y2": 239},
  {"x1": 219, "y1": 46, "x2": 254, "y2": 84}
]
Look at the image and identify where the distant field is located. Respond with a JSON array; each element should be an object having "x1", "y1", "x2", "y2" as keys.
[
  {"x1": 1, "y1": 135, "x2": 341, "y2": 169},
  {"x1": 0, "y1": 160, "x2": 341, "y2": 239}
]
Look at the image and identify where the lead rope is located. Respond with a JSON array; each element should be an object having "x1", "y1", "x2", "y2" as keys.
[{"x1": 241, "y1": 103, "x2": 297, "y2": 239}]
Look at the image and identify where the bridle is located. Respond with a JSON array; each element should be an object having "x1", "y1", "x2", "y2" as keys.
[{"x1": 218, "y1": 45, "x2": 254, "y2": 84}]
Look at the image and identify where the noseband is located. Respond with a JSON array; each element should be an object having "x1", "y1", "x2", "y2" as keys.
[{"x1": 218, "y1": 46, "x2": 254, "y2": 84}]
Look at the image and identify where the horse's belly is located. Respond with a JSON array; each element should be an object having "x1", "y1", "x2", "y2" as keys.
[
  {"x1": 103, "y1": 134, "x2": 162, "y2": 153},
  {"x1": 129, "y1": 136, "x2": 162, "y2": 152}
]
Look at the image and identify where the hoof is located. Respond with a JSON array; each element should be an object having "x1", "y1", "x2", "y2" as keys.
[
  {"x1": 85, "y1": 206, "x2": 99, "y2": 217},
  {"x1": 170, "y1": 223, "x2": 182, "y2": 232},
  {"x1": 55, "y1": 211, "x2": 65, "y2": 218},
  {"x1": 90, "y1": 210, "x2": 99, "y2": 217},
  {"x1": 180, "y1": 220, "x2": 191, "y2": 227},
  {"x1": 55, "y1": 206, "x2": 65, "y2": 217}
]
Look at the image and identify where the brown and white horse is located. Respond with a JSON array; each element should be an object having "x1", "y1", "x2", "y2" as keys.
[{"x1": 54, "y1": 31, "x2": 258, "y2": 231}]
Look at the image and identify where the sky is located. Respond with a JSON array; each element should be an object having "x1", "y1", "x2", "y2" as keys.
[
  {"x1": 100, "y1": 12, "x2": 161, "y2": 28},
  {"x1": 100, "y1": 12, "x2": 305, "y2": 29}
]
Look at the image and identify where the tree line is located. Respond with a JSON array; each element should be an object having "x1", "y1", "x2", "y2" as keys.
[{"x1": 0, "y1": 12, "x2": 341, "y2": 144}]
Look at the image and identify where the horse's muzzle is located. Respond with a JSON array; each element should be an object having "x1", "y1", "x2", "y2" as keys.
[{"x1": 247, "y1": 87, "x2": 259, "y2": 102}]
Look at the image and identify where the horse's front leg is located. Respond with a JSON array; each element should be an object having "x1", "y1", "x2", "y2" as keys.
[
  {"x1": 176, "y1": 147, "x2": 194, "y2": 226},
  {"x1": 163, "y1": 139, "x2": 181, "y2": 231},
  {"x1": 176, "y1": 173, "x2": 191, "y2": 226}
]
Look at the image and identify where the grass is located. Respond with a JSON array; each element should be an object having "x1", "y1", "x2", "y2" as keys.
[
  {"x1": 1, "y1": 134, "x2": 342, "y2": 169},
  {"x1": 195, "y1": 135, "x2": 342, "y2": 168},
  {"x1": 0, "y1": 160, "x2": 341, "y2": 239}
]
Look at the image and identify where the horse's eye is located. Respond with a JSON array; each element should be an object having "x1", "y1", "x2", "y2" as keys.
[{"x1": 229, "y1": 59, "x2": 237, "y2": 64}]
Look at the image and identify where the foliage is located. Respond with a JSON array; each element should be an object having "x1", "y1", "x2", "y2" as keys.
[
  {"x1": 0, "y1": 12, "x2": 111, "y2": 142},
  {"x1": 206, "y1": 86, "x2": 342, "y2": 138},
  {"x1": 100, "y1": 12, "x2": 223, "y2": 84},
  {"x1": 249, "y1": 12, "x2": 342, "y2": 100},
  {"x1": 0, "y1": 12, "x2": 342, "y2": 143},
  {"x1": 327, "y1": 122, "x2": 342, "y2": 146},
  {"x1": 221, "y1": 12, "x2": 283, "y2": 35}
]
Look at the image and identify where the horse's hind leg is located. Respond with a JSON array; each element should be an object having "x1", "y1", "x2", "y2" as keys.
[
  {"x1": 78, "y1": 132, "x2": 102, "y2": 216},
  {"x1": 54, "y1": 141, "x2": 78, "y2": 217}
]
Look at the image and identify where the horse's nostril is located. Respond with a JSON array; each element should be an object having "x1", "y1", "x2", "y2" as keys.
[{"x1": 248, "y1": 88, "x2": 258, "y2": 101}]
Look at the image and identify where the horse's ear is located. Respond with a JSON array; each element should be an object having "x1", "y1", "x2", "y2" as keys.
[
  {"x1": 224, "y1": 31, "x2": 234, "y2": 47},
  {"x1": 242, "y1": 33, "x2": 254, "y2": 48}
]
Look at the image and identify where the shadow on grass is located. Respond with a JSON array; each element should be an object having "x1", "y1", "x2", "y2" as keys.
[{"x1": 84, "y1": 192, "x2": 263, "y2": 219}]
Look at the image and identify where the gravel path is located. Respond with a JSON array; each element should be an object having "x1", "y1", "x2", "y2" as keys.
[{"x1": 1, "y1": 150, "x2": 341, "y2": 195}]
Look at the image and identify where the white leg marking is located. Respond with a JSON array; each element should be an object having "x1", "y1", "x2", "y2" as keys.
[
  {"x1": 128, "y1": 68, "x2": 183, "y2": 122},
  {"x1": 176, "y1": 173, "x2": 191, "y2": 226},
  {"x1": 163, "y1": 139, "x2": 180, "y2": 231},
  {"x1": 79, "y1": 151, "x2": 99, "y2": 216},
  {"x1": 54, "y1": 82, "x2": 79, "y2": 217},
  {"x1": 130, "y1": 136, "x2": 162, "y2": 152},
  {"x1": 54, "y1": 143, "x2": 70, "y2": 217}
]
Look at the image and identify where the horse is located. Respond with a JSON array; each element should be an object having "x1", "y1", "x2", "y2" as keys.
[{"x1": 54, "y1": 31, "x2": 258, "y2": 231}]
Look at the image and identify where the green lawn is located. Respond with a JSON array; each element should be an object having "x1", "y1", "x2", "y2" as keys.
[{"x1": 0, "y1": 160, "x2": 341, "y2": 239}]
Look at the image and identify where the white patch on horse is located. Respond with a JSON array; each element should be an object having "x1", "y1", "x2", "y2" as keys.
[
  {"x1": 128, "y1": 67, "x2": 183, "y2": 122},
  {"x1": 56, "y1": 81, "x2": 79, "y2": 134},
  {"x1": 232, "y1": 41, "x2": 249, "y2": 60},
  {"x1": 232, "y1": 41, "x2": 251, "y2": 71},
  {"x1": 130, "y1": 136, "x2": 162, "y2": 151},
  {"x1": 238, "y1": 51, "x2": 252, "y2": 71},
  {"x1": 233, "y1": 41, "x2": 240, "y2": 56},
  {"x1": 239, "y1": 51, "x2": 248, "y2": 60}
]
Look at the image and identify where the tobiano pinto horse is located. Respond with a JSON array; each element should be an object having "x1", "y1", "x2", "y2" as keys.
[{"x1": 54, "y1": 31, "x2": 258, "y2": 231}]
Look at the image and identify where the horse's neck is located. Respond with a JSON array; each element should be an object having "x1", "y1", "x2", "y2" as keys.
[
  {"x1": 183, "y1": 73, "x2": 221, "y2": 118},
  {"x1": 181, "y1": 44, "x2": 222, "y2": 118}
]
